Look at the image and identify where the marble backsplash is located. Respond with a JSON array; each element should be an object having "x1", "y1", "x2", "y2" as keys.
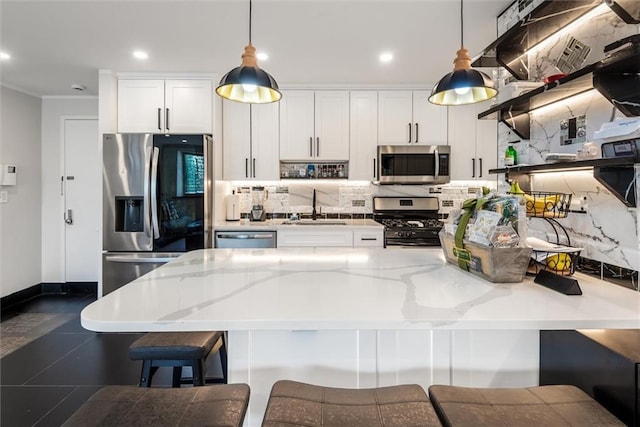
[{"x1": 229, "y1": 181, "x2": 495, "y2": 219}]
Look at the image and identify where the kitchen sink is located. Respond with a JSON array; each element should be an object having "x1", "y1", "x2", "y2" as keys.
[{"x1": 282, "y1": 219, "x2": 347, "y2": 225}]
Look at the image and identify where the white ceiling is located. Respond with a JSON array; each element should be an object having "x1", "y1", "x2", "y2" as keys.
[{"x1": 0, "y1": 0, "x2": 511, "y2": 97}]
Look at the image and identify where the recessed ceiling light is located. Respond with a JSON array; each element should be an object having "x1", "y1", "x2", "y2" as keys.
[
  {"x1": 379, "y1": 52, "x2": 393, "y2": 63},
  {"x1": 133, "y1": 50, "x2": 149, "y2": 60},
  {"x1": 0, "y1": 51, "x2": 11, "y2": 60},
  {"x1": 256, "y1": 52, "x2": 269, "y2": 61}
]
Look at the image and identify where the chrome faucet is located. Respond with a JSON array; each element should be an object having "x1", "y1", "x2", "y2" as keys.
[{"x1": 311, "y1": 189, "x2": 317, "y2": 220}]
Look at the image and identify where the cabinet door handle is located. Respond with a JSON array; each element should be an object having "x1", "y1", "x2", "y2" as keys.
[
  {"x1": 373, "y1": 158, "x2": 376, "y2": 179},
  {"x1": 245, "y1": 158, "x2": 249, "y2": 178},
  {"x1": 408, "y1": 123, "x2": 412, "y2": 143},
  {"x1": 253, "y1": 158, "x2": 256, "y2": 178},
  {"x1": 415, "y1": 123, "x2": 419, "y2": 143},
  {"x1": 316, "y1": 137, "x2": 320, "y2": 157},
  {"x1": 165, "y1": 108, "x2": 170, "y2": 131},
  {"x1": 157, "y1": 108, "x2": 162, "y2": 130},
  {"x1": 479, "y1": 158, "x2": 483, "y2": 178},
  {"x1": 472, "y1": 158, "x2": 476, "y2": 178},
  {"x1": 309, "y1": 137, "x2": 313, "y2": 157}
]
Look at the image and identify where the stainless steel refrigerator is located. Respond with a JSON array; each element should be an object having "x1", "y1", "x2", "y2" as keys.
[{"x1": 102, "y1": 133, "x2": 213, "y2": 295}]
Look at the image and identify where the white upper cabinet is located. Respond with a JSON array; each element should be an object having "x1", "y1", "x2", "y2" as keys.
[
  {"x1": 448, "y1": 101, "x2": 497, "y2": 180},
  {"x1": 222, "y1": 100, "x2": 279, "y2": 181},
  {"x1": 378, "y1": 90, "x2": 447, "y2": 145},
  {"x1": 118, "y1": 79, "x2": 212, "y2": 134},
  {"x1": 349, "y1": 91, "x2": 379, "y2": 181},
  {"x1": 280, "y1": 90, "x2": 350, "y2": 161}
]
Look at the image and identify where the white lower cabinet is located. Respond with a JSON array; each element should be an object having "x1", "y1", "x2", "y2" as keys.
[
  {"x1": 229, "y1": 329, "x2": 539, "y2": 427},
  {"x1": 277, "y1": 230, "x2": 354, "y2": 247},
  {"x1": 277, "y1": 229, "x2": 383, "y2": 248},
  {"x1": 353, "y1": 230, "x2": 384, "y2": 247}
]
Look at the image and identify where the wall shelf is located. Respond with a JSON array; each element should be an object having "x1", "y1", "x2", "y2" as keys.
[
  {"x1": 472, "y1": 0, "x2": 602, "y2": 80},
  {"x1": 490, "y1": 157, "x2": 638, "y2": 207},
  {"x1": 478, "y1": 64, "x2": 598, "y2": 139}
]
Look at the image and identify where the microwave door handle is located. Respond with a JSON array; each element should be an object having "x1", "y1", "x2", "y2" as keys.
[
  {"x1": 143, "y1": 145, "x2": 152, "y2": 238},
  {"x1": 151, "y1": 147, "x2": 160, "y2": 239},
  {"x1": 432, "y1": 149, "x2": 440, "y2": 178}
]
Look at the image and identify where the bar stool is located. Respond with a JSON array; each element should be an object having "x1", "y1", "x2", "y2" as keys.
[
  {"x1": 428, "y1": 384, "x2": 625, "y2": 426},
  {"x1": 262, "y1": 380, "x2": 442, "y2": 426},
  {"x1": 62, "y1": 384, "x2": 250, "y2": 427},
  {"x1": 129, "y1": 331, "x2": 227, "y2": 387}
]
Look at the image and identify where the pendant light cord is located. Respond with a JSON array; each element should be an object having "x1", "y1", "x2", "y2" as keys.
[
  {"x1": 249, "y1": 0, "x2": 252, "y2": 45},
  {"x1": 460, "y1": 0, "x2": 464, "y2": 47}
]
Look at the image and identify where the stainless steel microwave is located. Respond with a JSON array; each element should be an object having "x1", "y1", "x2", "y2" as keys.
[{"x1": 377, "y1": 145, "x2": 450, "y2": 185}]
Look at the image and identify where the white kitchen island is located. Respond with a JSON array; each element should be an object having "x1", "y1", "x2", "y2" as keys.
[{"x1": 81, "y1": 248, "x2": 640, "y2": 426}]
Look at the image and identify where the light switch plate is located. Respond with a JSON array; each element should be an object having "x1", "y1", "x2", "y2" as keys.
[{"x1": 0, "y1": 191, "x2": 8, "y2": 203}]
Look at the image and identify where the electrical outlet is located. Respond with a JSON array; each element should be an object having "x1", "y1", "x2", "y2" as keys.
[
  {"x1": 569, "y1": 194, "x2": 588, "y2": 213},
  {"x1": 0, "y1": 191, "x2": 7, "y2": 203}
]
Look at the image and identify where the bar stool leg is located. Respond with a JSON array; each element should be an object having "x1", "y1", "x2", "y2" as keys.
[
  {"x1": 220, "y1": 338, "x2": 228, "y2": 384},
  {"x1": 192, "y1": 359, "x2": 205, "y2": 386},
  {"x1": 140, "y1": 360, "x2": 152, "y2": 387},
  {"x1": 172, "y1": 366, "x2": 183, "y2": 388}
]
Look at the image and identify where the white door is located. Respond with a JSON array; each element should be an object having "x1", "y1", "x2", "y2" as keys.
[
  {"x1": 63, "y1": 118, "x2": 100, "y2": 282},
  {"x1": 314, "y1": 91, "x2": 350, "y2": 160},
  {"x1": 279, "y1": 90, "x2": 315, "y2": 160},
  {"x1": 164, "y1": 79, "x2": 213, "y2": 133},
  {"x1": 412, "y1": 90, "x2": 448, "y2": 145},
  {"x1": 222, "y1": 100, "x2": 252, "y2": 180},
  {"x1": 252, "y1": 102, "x2": 280, "y2": 180},
  {"x1": 349, "y1": 91, "x2": 378, "y2": 180},
  {"x1": 117, "y1": 79, "x2": 165, "y2": 132},
  {"x1": 378, "y1": 91, "x2": 413, "y2": 145}
]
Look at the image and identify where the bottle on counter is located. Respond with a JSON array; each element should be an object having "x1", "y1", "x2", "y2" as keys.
[{"x1": 505, "y1": 145, "x2": 518, "y2": 166}]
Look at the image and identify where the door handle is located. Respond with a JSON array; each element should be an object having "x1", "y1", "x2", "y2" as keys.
[
  {"x1": 415, "y1": 123, "x2": 419, "y2": 143},
  {"x1": 245, "y1": 158, "x2": 249, "y2": 178},
  {"x1": 253, "y1": 158, "x2": 256, "y2": 178},
  {"x1": 151, "y1": 147, "x2": 160, "y2": 239},
  {"x1": 373, "y1": 158, "x2": 376, "y2": 179},
  {"x1": 309, "y1": 137, "x2": 313, "y2": 157},
  {"x1": 479, "y1": 158, "x2": 483, "y2": 178},
  {"x1": 408, "y1": 123, "x2": 412, "y2": 143},
  {"x1": 65, "y1": 209, "x2": 73, "y2": 225},
  {"x1": 316, "y1": 137, "x2": 320, "y2": 157},
  {"x1": 157, "y1": 108, "x2": 162, "y2": 130},
  {"x1": 472, "y1": 158, "x2": 476, "y2": 178},
  {"x1": 165, "y1": 108, "x2": 170, "y2": 131}
]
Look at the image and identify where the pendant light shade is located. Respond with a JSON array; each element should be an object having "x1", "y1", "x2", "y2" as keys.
[
  {"x1": 216, "y1": 0, "x2": 281, "y2": 104},
  {"x1": 429, "y1": 0, "x2": 498, "y2": 106}
]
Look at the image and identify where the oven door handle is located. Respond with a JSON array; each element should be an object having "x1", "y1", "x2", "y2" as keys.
[{"x1": 434, "y1": 148, "x2": 439, "y2": 177}]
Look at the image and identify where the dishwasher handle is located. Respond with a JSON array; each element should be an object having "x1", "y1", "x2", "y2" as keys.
[{"x1": 216, "y1": 233, "x2": 275, "y2": 239}]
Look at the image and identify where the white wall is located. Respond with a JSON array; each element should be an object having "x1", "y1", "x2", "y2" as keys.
[
  {"x1": 41, "y1": 97, "x2": 98, "y2": 282},
  {"x1": 0, "y1": 86, "x2": 42, "y2": 297}
]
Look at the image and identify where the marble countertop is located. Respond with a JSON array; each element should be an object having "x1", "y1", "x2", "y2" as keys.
[
  {"x1": 214, "y1": 218, "x2": 383, "y2": 231},
  {"x1": 81, "y1": 248, "x2": 640, "y2": 333}
]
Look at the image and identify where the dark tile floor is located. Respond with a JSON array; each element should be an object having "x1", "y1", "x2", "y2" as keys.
[{"x1": 0, "y1": 293, "x2": 148, "y2": 426}]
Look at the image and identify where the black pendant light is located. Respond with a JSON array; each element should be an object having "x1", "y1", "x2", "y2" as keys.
[
  {"x1": 428, "y1": 0, "x2": 498, "y2": 106},
  {"x1": 216, "y1": 0, "x2": 282, "y2": 104}
]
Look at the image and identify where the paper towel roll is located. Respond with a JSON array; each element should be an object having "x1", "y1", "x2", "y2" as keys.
[{"x1": 225, "y1": 194, "x2": 240, "y2": 221}]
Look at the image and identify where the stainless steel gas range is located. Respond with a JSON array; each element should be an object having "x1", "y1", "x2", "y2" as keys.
[{"x1": 373, "y1": 197, "x2": 444, "y2": 247}]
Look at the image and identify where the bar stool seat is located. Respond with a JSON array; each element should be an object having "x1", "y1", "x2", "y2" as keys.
[
  {"x1": 129, "y1": 331, "x2": 227, "y2": 387},
  {"x1": 262, "y1": 380, "x2": 441, "y2": 427},
  {"x1": 62, "y1": 384, "x2": 250, "y2": 427},
  {"x1": 428, "y1": 384, "x2": 624, "y2": 426}
]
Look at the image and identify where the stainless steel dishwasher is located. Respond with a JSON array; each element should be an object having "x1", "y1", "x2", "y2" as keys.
[{"x1": 214, "y1": 231, "x2": 277, "y2": 248}]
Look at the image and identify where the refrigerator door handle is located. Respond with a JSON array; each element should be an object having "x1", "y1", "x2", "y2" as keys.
[
  {"x1": 150, "y1": 147, "x2": 160, "y2": 239},
  {"x1": 143, "y1": 144, "x2": 152, "y2": 239}
]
